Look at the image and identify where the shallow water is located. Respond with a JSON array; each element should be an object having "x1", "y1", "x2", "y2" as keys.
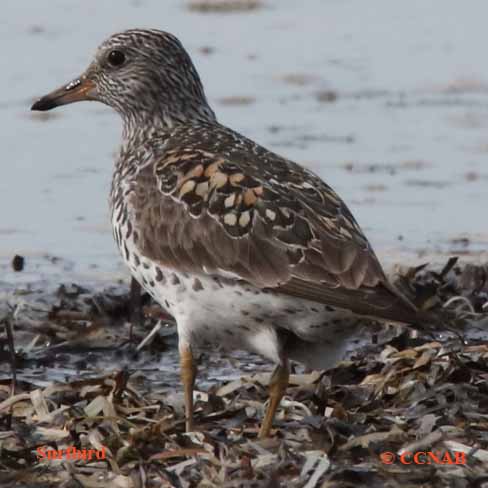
[{"x1": 1, "y1": 0, "x2": 488, "y2": 283}]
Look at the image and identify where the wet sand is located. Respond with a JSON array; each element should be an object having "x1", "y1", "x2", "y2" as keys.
[{"x1": 1, "y1": 0, "x2": 488, "y2": 281}]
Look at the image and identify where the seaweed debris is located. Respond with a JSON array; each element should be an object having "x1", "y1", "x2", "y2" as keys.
[
  {"x1": 0, "y1": 258, "x2": 487, "y2": 487},
  {"x1": 186, "y1": 0, "x2": 263, "y2": 14}
]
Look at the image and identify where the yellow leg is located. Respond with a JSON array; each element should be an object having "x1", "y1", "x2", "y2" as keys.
[
  {"x1": 259, "y1": 362, "x2": 289, "y2": 439},
  {"x1": 179, "y1": 343, "x2": 197, "y2": 432}
]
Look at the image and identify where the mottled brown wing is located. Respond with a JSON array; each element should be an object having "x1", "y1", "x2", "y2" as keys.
[{"x1": 133, "y1": 140, "x2": 417, "y2": 322}]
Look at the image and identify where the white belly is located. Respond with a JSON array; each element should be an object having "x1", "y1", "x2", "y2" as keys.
[{"x1": 113, "y1": 214, "x2": 389, "y2": 368}]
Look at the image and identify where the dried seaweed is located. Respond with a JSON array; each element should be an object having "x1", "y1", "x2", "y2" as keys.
[{"x1": 0, "y1": 258, "x2": 487, "y2": 487}]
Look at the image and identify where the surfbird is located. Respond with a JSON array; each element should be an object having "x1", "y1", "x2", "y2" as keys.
[{"x1": 31, "y1": 29, "x2": 424, "y2": 438}]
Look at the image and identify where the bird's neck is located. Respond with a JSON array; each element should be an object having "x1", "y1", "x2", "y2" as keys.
[
  {"x1": 120, "y1": 104, "x2": 217, "y2": 144},
  {"x1": 115, "y1": 105, "x2": 218, "y2": 179}
]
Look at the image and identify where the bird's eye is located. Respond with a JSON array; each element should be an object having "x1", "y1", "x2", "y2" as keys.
[{"x1": 107, "y1": 50, "x2": 126, "y2": 67}]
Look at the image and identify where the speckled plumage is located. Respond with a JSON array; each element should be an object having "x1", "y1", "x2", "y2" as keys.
[
  {"x1": 32, "y1": 28, "x2": 421, "y2": 435},
  {"x1": 109, "y1": 119, "x2": 415, "y2": 368}
]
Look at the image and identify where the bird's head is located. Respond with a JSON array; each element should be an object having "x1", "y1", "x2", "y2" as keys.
[{"x1": 31, "y1": 29, "x2": 215, "y2": 131}]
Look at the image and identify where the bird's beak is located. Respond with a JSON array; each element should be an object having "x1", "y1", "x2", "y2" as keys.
[{"x1": 31, "y1": 75, "x2": 97, "y2": 111}]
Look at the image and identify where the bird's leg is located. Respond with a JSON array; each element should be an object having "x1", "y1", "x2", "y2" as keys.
[
  {"x1": 259, "y1": 360, "x2": 289, "y2": 439},
  {"x1": 129, "y1": 278, "x2": 143, "y2": 343},
  {"x1": 179, "y1": 342, "x2": 197, "y2": 432}
]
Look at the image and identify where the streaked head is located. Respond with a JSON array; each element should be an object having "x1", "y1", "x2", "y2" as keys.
[{"x1": 31, "y1": 29, "x2": 216, "y2": 128}]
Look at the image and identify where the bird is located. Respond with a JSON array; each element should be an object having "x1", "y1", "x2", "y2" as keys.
[{"x1": 31, "y1": 28, "x2": 425, "y2": 438}]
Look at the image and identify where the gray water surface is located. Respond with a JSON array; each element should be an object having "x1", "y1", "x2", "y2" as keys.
[{"x1": 1, "y1": 0, "x2": 488, "y2": 282}]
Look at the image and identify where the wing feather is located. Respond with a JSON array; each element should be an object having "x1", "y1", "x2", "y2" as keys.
[{"x1": 127, "y1": 125, "x2": 417, "y2": 322}]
